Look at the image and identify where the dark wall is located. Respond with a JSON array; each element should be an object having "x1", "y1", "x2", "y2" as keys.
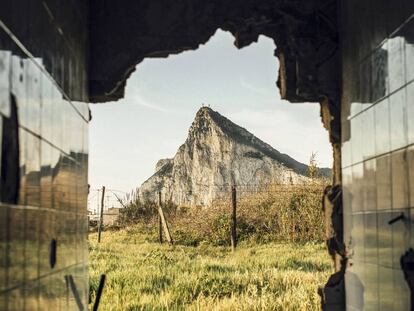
[
  {"x1": 0, "y1": 1, "x2": 90, "y2": 310},
  {"x1": 341, "y1": 0, "x2": 414, "y2": 309}
]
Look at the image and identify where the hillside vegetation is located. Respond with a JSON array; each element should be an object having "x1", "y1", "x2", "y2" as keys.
[{"x1": 118, "y1": 183, "x2": 327, "y2": 246}]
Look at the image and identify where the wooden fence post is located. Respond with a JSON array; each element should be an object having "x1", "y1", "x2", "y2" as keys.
[
  {"x1": 231, "y1": 185, "x2": 237, "y2": 251},
  {"x1": 98, "y1": 186, "x2": 105, "y2": 243},
  {"x1": 157, "y1": 191, "x2": 173, "y2": 245},
  {"x1": 158, "y1": 191, "x2": 163, "y2": 244}
]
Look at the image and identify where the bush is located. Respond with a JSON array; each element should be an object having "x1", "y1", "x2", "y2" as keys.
[
  {"x1": 118, "y1": 182, "x2": 327, "y2": 246},
  {"x1": 118, "y1": 199, "x2": 157, "y2": 225}
]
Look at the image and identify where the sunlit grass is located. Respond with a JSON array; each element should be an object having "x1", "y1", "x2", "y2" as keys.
[{"x1": 89, "y1": 228, "x2": 332, "y2": 311}]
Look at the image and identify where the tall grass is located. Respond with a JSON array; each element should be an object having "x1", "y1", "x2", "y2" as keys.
[{"x1": 89, "y1": 229, "x2": 332, "y2": 311}]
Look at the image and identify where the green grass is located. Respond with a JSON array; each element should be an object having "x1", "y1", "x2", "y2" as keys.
[{"x1": 89, "y1": 227, "x2": 333, "y2": 311}]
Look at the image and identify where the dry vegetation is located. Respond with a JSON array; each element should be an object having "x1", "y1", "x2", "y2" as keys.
[
  {"x1": 118, "y1": 183, "x2": 327, "y2": 246},
  {"x1": 90, "y1": 182, "x2": 332, "y2": 310}
]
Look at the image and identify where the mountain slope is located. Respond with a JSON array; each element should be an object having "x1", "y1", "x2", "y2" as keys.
[{"x1": 139, "y1": 107, "x2": 330, "y2": 205}]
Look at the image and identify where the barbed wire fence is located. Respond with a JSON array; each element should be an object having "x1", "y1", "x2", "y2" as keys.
[
  {"x1": 88, "y1": 181, "x2": 327, "y2": 246},
  {"x1": 88, "y1": 188, "x2": 135, "y2": 214}
]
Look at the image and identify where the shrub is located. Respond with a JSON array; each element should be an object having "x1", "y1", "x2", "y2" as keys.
[{"x1": 119, "y1": 182, "x2": 327, "y2": 246}]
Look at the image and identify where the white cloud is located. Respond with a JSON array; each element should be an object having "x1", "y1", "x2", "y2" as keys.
[{"x1": 123, "y1": 85, "x2": 169, "y2": 113}]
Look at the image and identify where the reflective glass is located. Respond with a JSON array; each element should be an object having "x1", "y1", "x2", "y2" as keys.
[
  {"x1": 388, "y1": 36, "x2": 405, "y2": 93},
  {"x1": 389, "y1": 89, "x2": 407, "y2": 151},
  {"x1": 352, "y1": 163, "x2": 364, "y2": 212},
  {"x1": 376, "y1": 155, "x2": 392, "y2": 210},
  {"x1": 361, "y1": 108, "x2": 376, "y2": 160},
  {"x1": 408, "y1": 146, "x2": 414, "y2": 208},
  {"x1": 8, "y1": 207, "x2": 25, "y2": 287},
  {"x1": 25, "y1": 59, "x2": 41, "y2": 134},
  {"x1": 364, "y1": 263, "x2": 379, "y2": 311},
  {"x1": 351, "y1": 115, "x2": 363, "y2": 164},
  {"x1": 391, "y1": 149, "x2": 409, "y2": 210},
  {"x1": 25, "y1": 132, "x2": 41, "y2": 207},
  {"x1": 378, "y1": 266, "x2": 393, "y2": 309},
  {"x1": 40, "y1": 141, "x2": 52, "y2": 209},
  {"x1": 341, "y1": 4, "x2": 414, "y2": 309},
  {"x1": 363, "y1": 159, "x2": 376, "y2": 212},
  {"x1": 407, "y1": 82, "x2": 414, "y2": 144},
  {"x1": 371, "y1": 43, "x2": 388, "y2": 102},
  {"x1": 351, "y1": 214, "x2": 365, "y2": 262},
  {"x1": 391, "y1": 209, "x2": 410, "y2": 269},
  {"x1": 378, "y1": 211, "x2": 393, "y2": 268},
  {"x1": 0, "y1": 50, "x2": 11, "y2": 117},
  {"x1": 0, "y1": 204, "x2": 7, "y2": 291},
  {"x1": 392, "y1": 268, "x2": 410, "y2": 310},
  {"x1": 0, "y1": 5, "x2": 89, "y2": 310},
  {"x1": 374, "y1": 98, "x2": 391, "y2": 155}
]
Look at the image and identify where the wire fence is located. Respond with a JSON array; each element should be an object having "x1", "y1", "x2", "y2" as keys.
[
  {"x1": 88, "y1": 188, "x2": 126, "y2": 214},
  {"x1": 89, "y1": 181, "x2": 328, "y2": 245}
]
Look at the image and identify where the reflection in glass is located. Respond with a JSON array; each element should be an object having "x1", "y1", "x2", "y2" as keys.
[
  {"x1": 371, "y1": 43, "x2": 388, "y2": 102},
  {"x1": 376, "y1": 155, "x2": 392, "y2": 210},
  {"x1": 407, "y1": 82, "x2": 414, "y2": 144},
  {"x1": 374, "y1": 99, "x2": 391, "y2": 155},
  {"x1": 391, "y1": 149, "x2": 409, "y2": 210},
  {"x1": 388, "y1": 37, "x2": 405, "y2": 92},
  {"x1": 0, "y1": 38, "x2": 89, "y2": 310},
  {"x1": 389, "y1": 90, "x2": 407, "y2": 151}
]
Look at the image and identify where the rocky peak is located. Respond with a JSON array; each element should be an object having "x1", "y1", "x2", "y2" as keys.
[
  {"x1": 155, "y1": 158, "x2": 173, "y2": 173},
  {"x1": 187, "y1": 107, "x2": 217, "y2": 139},
  {"x1": 189, "y1": 107, "x2": 312, "y2": 175},
  {"x1": 139, "y1": 107, "x2": 331, "y2": 206}
]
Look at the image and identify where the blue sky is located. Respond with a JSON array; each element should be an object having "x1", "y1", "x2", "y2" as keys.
[{"x1": 89, "y1": 30, "x2": 332, "y2": 195}]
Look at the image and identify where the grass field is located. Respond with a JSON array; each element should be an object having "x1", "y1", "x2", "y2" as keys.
[{"x1": 89, "y1": 227, "x2": 332, "y2": 311}]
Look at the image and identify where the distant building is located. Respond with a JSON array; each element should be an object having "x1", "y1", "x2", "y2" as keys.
[{"x1": 103, "y1": 207, "x2": 121, "y2": 226}]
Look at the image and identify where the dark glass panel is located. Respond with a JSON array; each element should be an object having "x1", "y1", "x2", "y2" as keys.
[{"x1": 8, "y1": 207, "x2": 25, "y2": 287}]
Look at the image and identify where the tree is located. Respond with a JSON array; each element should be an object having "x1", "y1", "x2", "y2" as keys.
[{"x1": 307, "y1": 152, "x2": 319, "y2": 179}]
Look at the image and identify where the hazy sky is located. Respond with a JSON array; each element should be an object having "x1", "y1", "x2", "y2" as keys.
[{"x1": 89, "y1": 30, "x2": 332, "y2": 195}]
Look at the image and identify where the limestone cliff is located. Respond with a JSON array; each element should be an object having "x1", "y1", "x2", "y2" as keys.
[{"x1": 139, "y1": 107, "x2": 330, "y2": 205}]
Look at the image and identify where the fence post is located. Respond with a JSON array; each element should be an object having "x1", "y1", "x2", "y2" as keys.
[
  {"x1": 158, "y1": 191, "x2": 163, "y2": 244},
  {"x1": 157, "y1": 191, "x2": 174, "y2": 245},
  {"x1": 98, "y1": 186, "x2": 106, "y2": 243},
  {"x1": 231, "y1": 185, "x2": 237, "y2": 251}
]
